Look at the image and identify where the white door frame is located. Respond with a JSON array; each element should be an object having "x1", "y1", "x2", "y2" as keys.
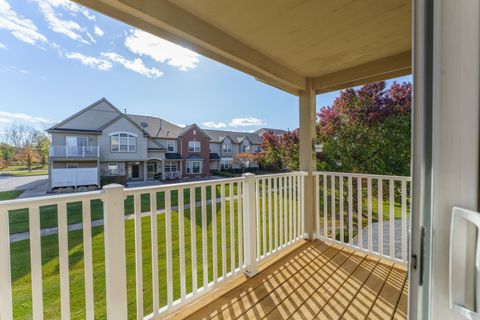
[{"x1": 409, "y1": 0, "x2": 480, "y2": 319}]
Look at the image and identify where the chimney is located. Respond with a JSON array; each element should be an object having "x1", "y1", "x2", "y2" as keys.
[{"x1": 124, "y1": 108, "x2": 127, "y2": 114}]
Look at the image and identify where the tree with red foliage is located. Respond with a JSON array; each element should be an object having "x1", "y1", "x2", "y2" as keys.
[
  {"x1": 317, "y1": 81, "x2": 412, "y2": 175},
  {"x1": 255, "y1": 130, "x2": 283, "y2": 171}
]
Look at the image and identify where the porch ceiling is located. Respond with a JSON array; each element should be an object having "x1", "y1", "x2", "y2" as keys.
[{"x1": 73, "y1": 0, "x2": 412, "y2": 95}]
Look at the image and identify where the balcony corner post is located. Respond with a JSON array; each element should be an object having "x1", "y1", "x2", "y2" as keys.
[
  {"x1": 242, "y1": 173, "x2": 258, "y2": 276},
  {"x1": 102, "y1": 184, "x2": 128, "y2": 320},
  {"x1": 299, "y1": 78, "x2": 316, "y2": 240}
]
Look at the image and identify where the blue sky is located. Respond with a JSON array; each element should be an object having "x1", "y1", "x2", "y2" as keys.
[{"x1": 0, "y1": 0, "x2": 412, "y2": 138}]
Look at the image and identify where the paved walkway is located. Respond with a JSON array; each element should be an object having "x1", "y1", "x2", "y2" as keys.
[{"x1": 0, "y1": 174, "x2": 48, "y2": 198}]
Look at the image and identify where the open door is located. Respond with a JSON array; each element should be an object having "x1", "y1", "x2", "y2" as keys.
[{"x1": 409, "y1": 0, "x2": 480, "y2": 319}]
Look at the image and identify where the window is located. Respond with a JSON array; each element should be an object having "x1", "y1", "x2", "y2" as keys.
[
  {"x1": 186, "y1": 160, "x2": 202, "y2": 174},
  {"x1": 166, "y1": 140, "x2": 175, "y2": 152},
  {"x1": 222, "y1": 142, "x2": 233, "y2": 153},
  {"x1": 220, "y1": 159, "x2": 232, "y2": 170},
  {"x1": 254, "y1": 146, "x2": 261, "y2": 153},
  {"x1": 165, "y1": 162, "x2": 178, "y2": 172},
  {"x1": 66, "y1": 163, "x2": 78, "y2": 169},
  {"x1": 108, "y1": 163, "x2": 119, "y2": 176},
  {"x1": 110, "y1": 132, "x2": 137, "y2": 152},
  {"x1": 188, "y1": 141, "x2": 201, "y2": 152},
  {"x1": 242, "y1": 144, "x2": 250, "y2": 152}
]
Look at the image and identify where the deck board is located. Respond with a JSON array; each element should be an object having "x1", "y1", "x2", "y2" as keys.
[{"x1": 178, "y1": 240, "x2": 408, "y2": 320}]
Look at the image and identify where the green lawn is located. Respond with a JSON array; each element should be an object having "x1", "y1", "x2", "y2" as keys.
[
  {"x1": 0, "y1": 190, "x2": 24, "y2": 201},
  {"x1": 9, "y1": 185, "x2": 259, "y2": 319},
  {"x1": 0, "y1": 165, "x2": 48, "y2": 176},
  {"x1": 7, "y1": 184, "x2": 238, "y2": 234}
]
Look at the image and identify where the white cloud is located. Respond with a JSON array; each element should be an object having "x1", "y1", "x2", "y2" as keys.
[
  {"x1": 0, "y1": 111, "x2": 51, "y2": 125},
  {"x1": 94, "y1": 25, "x2": 104, "y2": 36},
  {"x1": 0, "y1": 42, "x2": 6, "y2": 49},
  {"x1": 35, "y1": 0, "x2": 94, "y2": 44},
  {"x1": 172, "y1": 122, "x2": 186, "y2": 128},
  {"x1": 65, "y1": 52, "x2": 112, "y2": 71},
  {"x1": 125, "y1": 29, "x2": 199, "y2": 71},
  {"x1": 229, "y1": 117, "x2": 264, "y2": 127},
  {"x1": 0, "y1": 0, "x2": 48, "y2": 45},
  {"x1": 203, "y1": 121, "x2": 227, "y2": 129},
  {"x1": 101, "y1": 51, "x2": 163, "y2": 78}
]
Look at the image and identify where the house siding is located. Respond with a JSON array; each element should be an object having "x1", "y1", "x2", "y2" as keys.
[{"x1": 98, "y1": 117, "x2": 148, "y2": 161}]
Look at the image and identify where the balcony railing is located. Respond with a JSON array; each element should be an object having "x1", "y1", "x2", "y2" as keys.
[
  {"x1": 49, "y1": 145, "x2": 100, "y2": 158},
  {"x1": 0, "y1": 171, "x2": 409, "y2": 320},
  {"x1": 313, "y1": 171, "x2": 411, "y2": 264}
]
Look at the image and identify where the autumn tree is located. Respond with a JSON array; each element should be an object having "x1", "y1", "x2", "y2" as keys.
[
  {"x1": 255, "y1": 131, "x2": 283, "y2": 171},
  {"x1": 14, "y1": 145, "x2": 40, "y2": 172},
  {"x1": 317, "y1": 81, "x2": 412, "y2": 176},
  {"x1": 234, "y1": 152, "x2": 256, "y2": 172}
]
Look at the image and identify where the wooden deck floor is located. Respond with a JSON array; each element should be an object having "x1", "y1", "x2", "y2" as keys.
[{"x1": 175, "y1": 240, "x2": 408, "y2": 320}]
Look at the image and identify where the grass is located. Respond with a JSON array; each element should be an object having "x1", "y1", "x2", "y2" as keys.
[
  {"x1": 10, "y1": 188, "x2": 245, "y2": 319},
  {"x1": 7, "y1": 184, "x2": 238, "y2": 234},
  {"x1": 5, "y1": 170, "x2": 49, "y2": 177},
  {"x1": 0, "y1": 190, "x2": 24, "y2": 201},
  {"x1": 0, "y1": 164, "x2": 48, "y2": 176}
]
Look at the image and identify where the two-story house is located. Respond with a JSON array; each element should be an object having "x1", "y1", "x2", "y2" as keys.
[
  {"x1": 205, "y1": 129, "x2": 263, "y2": 171},
  {"x1": 47, "y1": 98, "x2": 281, "y2": 189}
]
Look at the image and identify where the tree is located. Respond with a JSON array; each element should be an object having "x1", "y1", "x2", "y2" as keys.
[
  {"x1": 0, "y1": 143, "x2": 15, "y2": 161},
  {"x1": 0, "y1": 159, "x2": 8, "y2": 170},
  {"x1": 234, "y1": 152, "x2": 255, "y2": 172},
  {"x1": 35, "y1": 134, "x2": 51, "y2": 167},
  {"x1": 14, "y1": 145, "x2": 40, "y2": 172},
  {"x1": 316, "y1": 81, "x2": 412, "y2": 176},
  {"x1": 255, "y1": 130, "x2": 283, "y2": 171},
  {"x1": 279, "y1": 129, "x2": 299, "y2": 171}
]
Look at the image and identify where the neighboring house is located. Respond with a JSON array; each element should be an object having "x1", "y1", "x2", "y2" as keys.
[
  {"x1": 47, "y1": 98, "x2": 280, "y2": 189},
  {"x1": 206, "y1": 129, "x2": 263, "y2": 171}
]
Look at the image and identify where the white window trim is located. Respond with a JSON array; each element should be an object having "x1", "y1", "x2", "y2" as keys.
[
  {"x1": 166, "y1": 140, "x2": 176, "y2": 152},
  {"x1": 186, "y1": 160, "x2": 202, "y2": 174},
  {"x1": 108, "y1": 162, "x2": 119, "y2": 176},
  {"x1": 222, "y1": 142, "x2": 233, "y2": 153},
  {"x1": 110, "y1": 132, "x2": 137, "y2": 153},
  {"x1": 220, "y1": 158, "x2": 233, "y2": 170},
  {"x1": 188, "y1": 141, "x2": 201, "y2": 153}
]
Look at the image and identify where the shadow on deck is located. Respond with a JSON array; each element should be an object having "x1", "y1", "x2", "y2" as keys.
[{"x1": 169, "y1": 240, "x2": 408, "y2": 320}]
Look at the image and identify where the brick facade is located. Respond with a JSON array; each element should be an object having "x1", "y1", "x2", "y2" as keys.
[{"x1": 179, "y1": 125, "x2": 210, "y2": 176}]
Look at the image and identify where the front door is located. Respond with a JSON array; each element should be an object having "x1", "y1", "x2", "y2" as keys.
[{"x1": 131, "y1": 164, "x2": 140, "y2": 179}]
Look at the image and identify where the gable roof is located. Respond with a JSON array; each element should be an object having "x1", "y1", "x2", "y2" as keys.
[
  {"x1": 178, "y1": 123, "x2": 211, "y2": 139},
  {"x1": 127, "y1": 114, "x2": 185, "y2": 138},
  {"x1": 205, "y1": 129, "x2": 262, "y2": 144},
  {"x1": 48, "y1": 98, "x2": 122, "y2": 131},
  {"x1": 96, "y1": 114, "x2": 150, "y2": 136},
  {"x1": 255, "y1": 128, "x2": 286, "y2": 137}
]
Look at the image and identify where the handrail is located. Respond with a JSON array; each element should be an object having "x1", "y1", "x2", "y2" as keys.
[{"x1": 312, "y1": 170, "x2": 411, "y2": 181}]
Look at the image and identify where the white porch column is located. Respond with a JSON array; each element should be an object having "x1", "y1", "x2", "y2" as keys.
[
  {"x1": 143, "y1": 161, "x2": 148, "y2": 181},
  {"x1": 161, "y1": 160, "x2": 166, "y2": 180},
  {"x1": 299, "y1": 78, "x2": 316, "y2": 239}
]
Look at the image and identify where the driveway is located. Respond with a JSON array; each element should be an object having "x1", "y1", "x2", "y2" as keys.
[{"x1": 0, "y1": 175, "x2": 49, "y2": 198}]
